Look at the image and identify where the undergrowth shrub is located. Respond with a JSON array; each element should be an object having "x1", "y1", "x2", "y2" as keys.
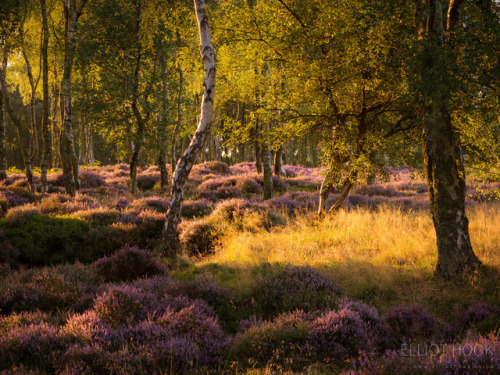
[
  {"x1": 0, "y1": 263, "x2": 103, "y2": 314},
  {"x1": 385, "y1": 304, "x2": 439, "y2": 345},
  {"x1": 181, "y1": 199, "x2": 212, "y2": 219},
  {"x1": 230, "y1": 310, "x2": 314, "y2": 369},
  {"x1": 251, "y1": 266, "x2": 342, "y2": 318},
  {"x1": 459, "y1": 301, "x2": 500, "y2": 334},
  {"x1": 179, "y1": 217, "x2": 222, "y2": 256},
  {"x1": 71, "y1": 208, "x2": 120, "y2": 226},
  {"x1": 93, "y1": 245, "x2": 167, "y2": 282},
  {"x1": 308, "y1": 308, "x2": 372, "y2": 363},
  {"x1": 0, "y1": 322, "x2": 66, "y2": 372}
]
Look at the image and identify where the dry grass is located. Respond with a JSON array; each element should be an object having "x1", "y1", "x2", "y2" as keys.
[{"x1": 198, "y1": 202, "x2": 500, "y2": 317}]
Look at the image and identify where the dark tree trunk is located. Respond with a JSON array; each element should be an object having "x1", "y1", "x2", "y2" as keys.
[
  {"x1": 254, "y1": 119, "x2": 262, "y2": 173},
  {"x1": 171, "y1": 64, "x2": 183, "y2": 173},
  {"x1": 418, "y1": 0, "x2": 481, "y2": 278},
  {"x1": 262, "y1": 122, "x2": 273, "y2": 199},
  {"x1": 158, "y1": 58, "x2": 169, "y2": 191},
  {"x1": 162, "y1": 0, "x2": 216, "y2": 257},
  {"x1": 60, "y1": 0, "x2": 87, "y2": 195},
  {"x1": 0, "y1": 83, "x2": 7, "y2": 170},
  {"x1": 0, "y1": 57, "x2": 34, "y2": 191},
  {"x1": 274, "y1": 146, "x2": 286, "y2": 176},
  {"x1": 40, "y1": 0, "x2": 51, "y2": 192}
]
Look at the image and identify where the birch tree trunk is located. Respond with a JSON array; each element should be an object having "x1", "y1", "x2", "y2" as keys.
[
  {"x1": 418, "y1": 0, "x2": 481, "y2": 278},
  {"x1": 60, "y1": 0, "x2": 87, "y2": 195},
  {"x1": 162, "y1": 0, "x2": 216, "y2": 256},
  {"x1": 40, "y1": 0, "x2": 51, "y2": 192}
]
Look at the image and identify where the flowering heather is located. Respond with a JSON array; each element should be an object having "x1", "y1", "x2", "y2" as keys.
[
  {"x1": 93, "y1": 285, "x2": 165, "y2": 327},
  {"x1": 79, "y1": 170, "x2": 106, "y2": 188},
  {"x1": 192, "y1": 161, "x2": 232, "y2": 177},
  {"x1": 112, "y1": 197, "x2": 129, "y2": 211},
  {"x1": 179, "y1": 217, "x2": 222, "y2": 256},
  {"x1": 71, "y1": 207, "x2": 121, "y2": 226},
  {"x1": 385, "y1": 304, "x2": 439, "y2": 344},
  {"x1": 0, "y1": 311, "x2": 61, "y2": 333},
  {"x1": 236, "y1": 177, "x2": 263, "y2": 194},
  {"x1": 230, "y1": 310, "x2": 314, "y2": 368},
  {"x1": 4, "y1": 204, "x2": 40, "y2": 225},
  {"x1": 0, "y1": 322, "x2": 66, "y2": 372},
  {"x1": 129, "y1": 196, "x2": 170, "y2": 213},
  {"x1": 62, "y1": 310, "x2": 122, "y2": 349},
  {"x1": 150, "y1": 304, "x2": 226, "y2": 367},
  {"x1": 181, "y1": 199, "x2": 212, "y2": 219},
  {"x1": 459, "y1": 301, "x2": 500, "y2": 333},
  {"x1": 0, "y1": 189, "x2": 30, "y2": 208},
  {"x1": 251, "y1": 266, "x2": 342, "y2": 318},
  {"x1": 0, "y1": 264, "x2": 103, "y2": 314},
  {"x1": 267, "y1": 196, "x2": 300, "y2": 212},
  {"x1": 93, "y1": 245, "x2": 167, "y2": 282},
  {"x1": 308, "y1": 308, "x2": 372, "y2": 362},
  {"x1": 136, "y1": 173, "x2": 159, "y2": 191},
  {"x1": 0, "y1": 230, "x2": 18, "y2": 267},
  {"x1": 230, "y1": 162, "x2": 256, "y2": 174}
]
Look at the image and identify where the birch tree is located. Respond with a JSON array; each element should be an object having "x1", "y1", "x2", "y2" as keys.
[
  {"x1": 416, "y1": 0, "x2": 481, "y2": 277},
  {"x1": 60, "y1": 0, "x2": 88, "y2": 195},
  {"x1": 162, "y1": 0, "x2": 216, "y2": 256}
]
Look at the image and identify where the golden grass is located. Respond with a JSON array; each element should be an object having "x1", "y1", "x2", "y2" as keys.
[{"x1": 198, "y1": 202, "x2": 500, "y2": 316}]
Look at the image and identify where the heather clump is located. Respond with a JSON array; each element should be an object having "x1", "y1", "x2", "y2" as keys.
[
  {"x1": 308, "y1": 308, "x2": 372, "y2": 363},
  {"x1": 459, "y1": 301, "x2": 500, "y2": 334},
  {"x1": 0, "y1": 263, "x2": 103, "y2": 314},
  {"x1": 179, "y1": 216, "x2": 222, "y2": 256},
  {"x1": 4, "y1": 204, "x2": 41, "y2": 226},
  {"x1": 79, "y1": 170, "x2": 106, "y2": 189},
  {"x1": 0, "y1": 189, "x2": 30, "y2": 208},
  {"x1": 0, "y1": 322, "x2": 66, "y2": 372},
  {"x1": 0, "y1": 311, "x2": 62, "y2": 333},
  {"x1": 0, "y1": 230, "x2": 19, "y2": 268},
  {"x1": 93, "y1": 245, "x2": 167, "y2": 282},
  {"x1": 230, "y1": 310, "x2": 315, "y2": 369},
  {"x1": 71, "y1": 207, "x2": 120, "y2": 226},
  {"x1": 93, "y1": 285, "x2": 163, "y2": 328},
  {"x1": 251, "y1": 266, "x2": 342, "y2": 318},
  {"x1": 181, "y1": 199, "x2": 212, "y2": 219},
  {"x1": 385, "y1": 304, "x2": 439, "y2": 345},
  {"x1": 236, "y1": 176, "x2": 263, "y2": 194}
]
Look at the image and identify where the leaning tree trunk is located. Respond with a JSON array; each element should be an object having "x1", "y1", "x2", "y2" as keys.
[
  {"x1": 162, "y1": 0, "x2": 216, "y2": 256},
  {"x1": 40, "y1": 0, "x2": 51, "y2": 193},
  {"x1": 418, "y1": 0, "x2": 481, "y2": 278},
  {"x1": 171, "y1": 63, "x2": 183, "y2": 173}
]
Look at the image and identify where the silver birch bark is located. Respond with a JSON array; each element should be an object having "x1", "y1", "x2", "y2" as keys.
[
  {"x1": 262, "y1": 121, "x2": 273, "y2": 199},
  {"x1": 162, "y1": 0, "x2": 216, "y2": 256},
  {"x1": 158, "y1": 58, "x2": 169, "y2": 191}
]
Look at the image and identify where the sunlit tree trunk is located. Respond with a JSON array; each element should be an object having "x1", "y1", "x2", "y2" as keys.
[
  {"x1": 40, "y1": 0, "x2": 51, "y2": 192},
  {"x1": 418, "y1": 0, "x2": 481, "y2": 278},
  {"x1": 254, "y1": 118, "x2": 262, "y2": 173},
  {"x1": 162, "y1": 0, "x2": 216, "y2": 256}
]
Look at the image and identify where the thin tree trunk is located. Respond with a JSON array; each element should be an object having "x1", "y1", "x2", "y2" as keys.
[
  {"x1": 262, "y1": 122, "x2": 273, "y2": 199},
  {"x1": 274, "y1": 146, "x2": 287, "y2": 176},
  {"x1": 418, "y1": 0, "x2": 481, "y2": 278},
  {"x1": 254, "y1": 117, "x2": 262, "y2": 173},
  {"x1": 162, "y1": 0, "x2": 216, "y2": 256},
  {"x1": 0, "y1": 57, "x2": 34, "y2": 190},
  {"x1": 171, "y1": 63, "x2": 183, "y2": 173},
  {"x1": 0, "y1": 83, "x2": 7, "y2": 170},
  {"x1": 158, "y1": 58, "x2": 169, "y2": 191},
  {"x1": 40, "y1": 0, "x2": 51, "y2": 192},
  {"x1": 60, "y1": 0, "x2": 87, "y2": 195}
]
